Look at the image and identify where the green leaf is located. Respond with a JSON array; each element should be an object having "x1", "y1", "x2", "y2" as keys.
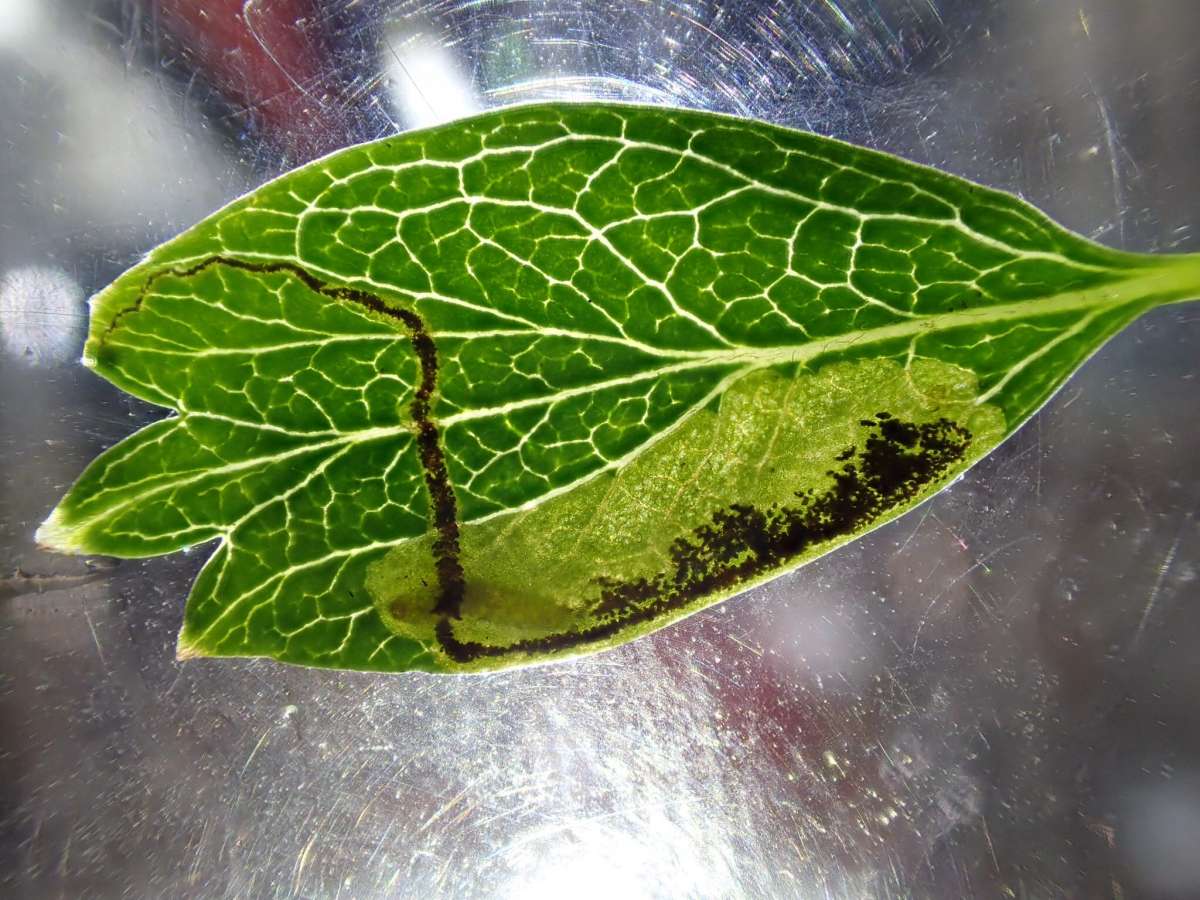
[{"x1": 38, "y1": 103, "x2": 1200, "y2": 672}]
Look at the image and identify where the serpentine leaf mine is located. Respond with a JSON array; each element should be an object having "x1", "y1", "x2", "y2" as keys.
[{"x1": 37, "y1": 103, "x2": 1200, "y2": 672}]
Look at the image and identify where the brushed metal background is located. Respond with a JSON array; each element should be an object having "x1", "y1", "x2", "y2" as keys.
[{"x1": 2, "y1": 1, "x2": 1198, "y2": 896}]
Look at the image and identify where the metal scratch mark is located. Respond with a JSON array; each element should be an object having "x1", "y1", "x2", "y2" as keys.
[
  {"x1": 381, "y1": 29, "x2": 439, "y2": 123},
  {"x1": 930, "y1": 512, "x2": 970, "y2": 552},
  {"x1": 240, "y1": 726, "x2": 273, "y2": 779},
  {"x1": 1094, "y1": 92, "x2": 1127, "y2": 244},
  {"x1": 912, "y1": 536, "x2": 1036, "y2": 650},
  {"x1": 729, "y1": 633, "x2": 764, "y2": 657},
  {"x1": 57, "y1": 829, "x2": 72, "y2": 878},
  {"x1": 81, "y1": 601, "x2": 107, "y2": 669},
  {"x1": 418, "y1": 786, "x2": 470, "y2": 834},
  {"x1": 292, "y1": 830, "x2": 318, "y2": 896},
  {"x1": 982, "y1": 814, "x2": 1000, "y2": 875},
  {"x1": 241, "y1": 0, "x2": 326, "y2": 109},
  {"x1": 896, "y1": 504, "x2": 934, "y2": 554},
  {"x1": 1132, "y1": 512, "x2": 1191, "y2": 647}
]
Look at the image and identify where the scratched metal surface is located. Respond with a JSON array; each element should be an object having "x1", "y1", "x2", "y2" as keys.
[{"x1": 2, "y1": 1, "x2": 1199, "y2": 897}]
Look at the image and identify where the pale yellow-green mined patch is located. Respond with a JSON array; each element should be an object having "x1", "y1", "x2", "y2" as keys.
[{"x1": 368, "y1": 357, "x2": 1005, "y2": 668}]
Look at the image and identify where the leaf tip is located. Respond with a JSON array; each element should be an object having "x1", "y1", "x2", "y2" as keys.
[{"x1": 34, "y1": 508, "x2": 86, "y2": 555}]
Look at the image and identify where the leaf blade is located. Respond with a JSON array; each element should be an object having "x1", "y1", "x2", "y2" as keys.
[{"x1": 40, "y1": 102, "x2": 1200, "y2": 672}]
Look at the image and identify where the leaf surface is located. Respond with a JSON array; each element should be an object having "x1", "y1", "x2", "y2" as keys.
[{"x1": 39, "y1": 103, "x2": 1200, "y2": 672}]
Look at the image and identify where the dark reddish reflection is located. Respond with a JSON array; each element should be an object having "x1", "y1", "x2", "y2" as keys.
[{"x1": 152, "y1": 0, "x2": 351, "y2": 160}]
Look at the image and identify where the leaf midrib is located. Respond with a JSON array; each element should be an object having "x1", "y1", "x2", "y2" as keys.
[{"x1": 441, "y1": 269, "x2": 1158, "y2": 424}]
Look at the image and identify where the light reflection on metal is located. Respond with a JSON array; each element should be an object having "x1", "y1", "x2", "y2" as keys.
[
  {"x1": 0, "y1": 0, "x2": 233, "y2": 237},
  {"x1": 485, "y1": 75, "x2": 683, "y2": 105},
  {"x1": 383, "y1": 27, "x2": 480, "y2": 129},
  {"x1": 497, "y1": 820, "x2": 731, "y2": 900},
  {"x1": 0, "y1": 266, "x2": 84, "y2": 366},
  {"x1": 0, "y1": 0, "x2": 40, "y2": 46}
]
